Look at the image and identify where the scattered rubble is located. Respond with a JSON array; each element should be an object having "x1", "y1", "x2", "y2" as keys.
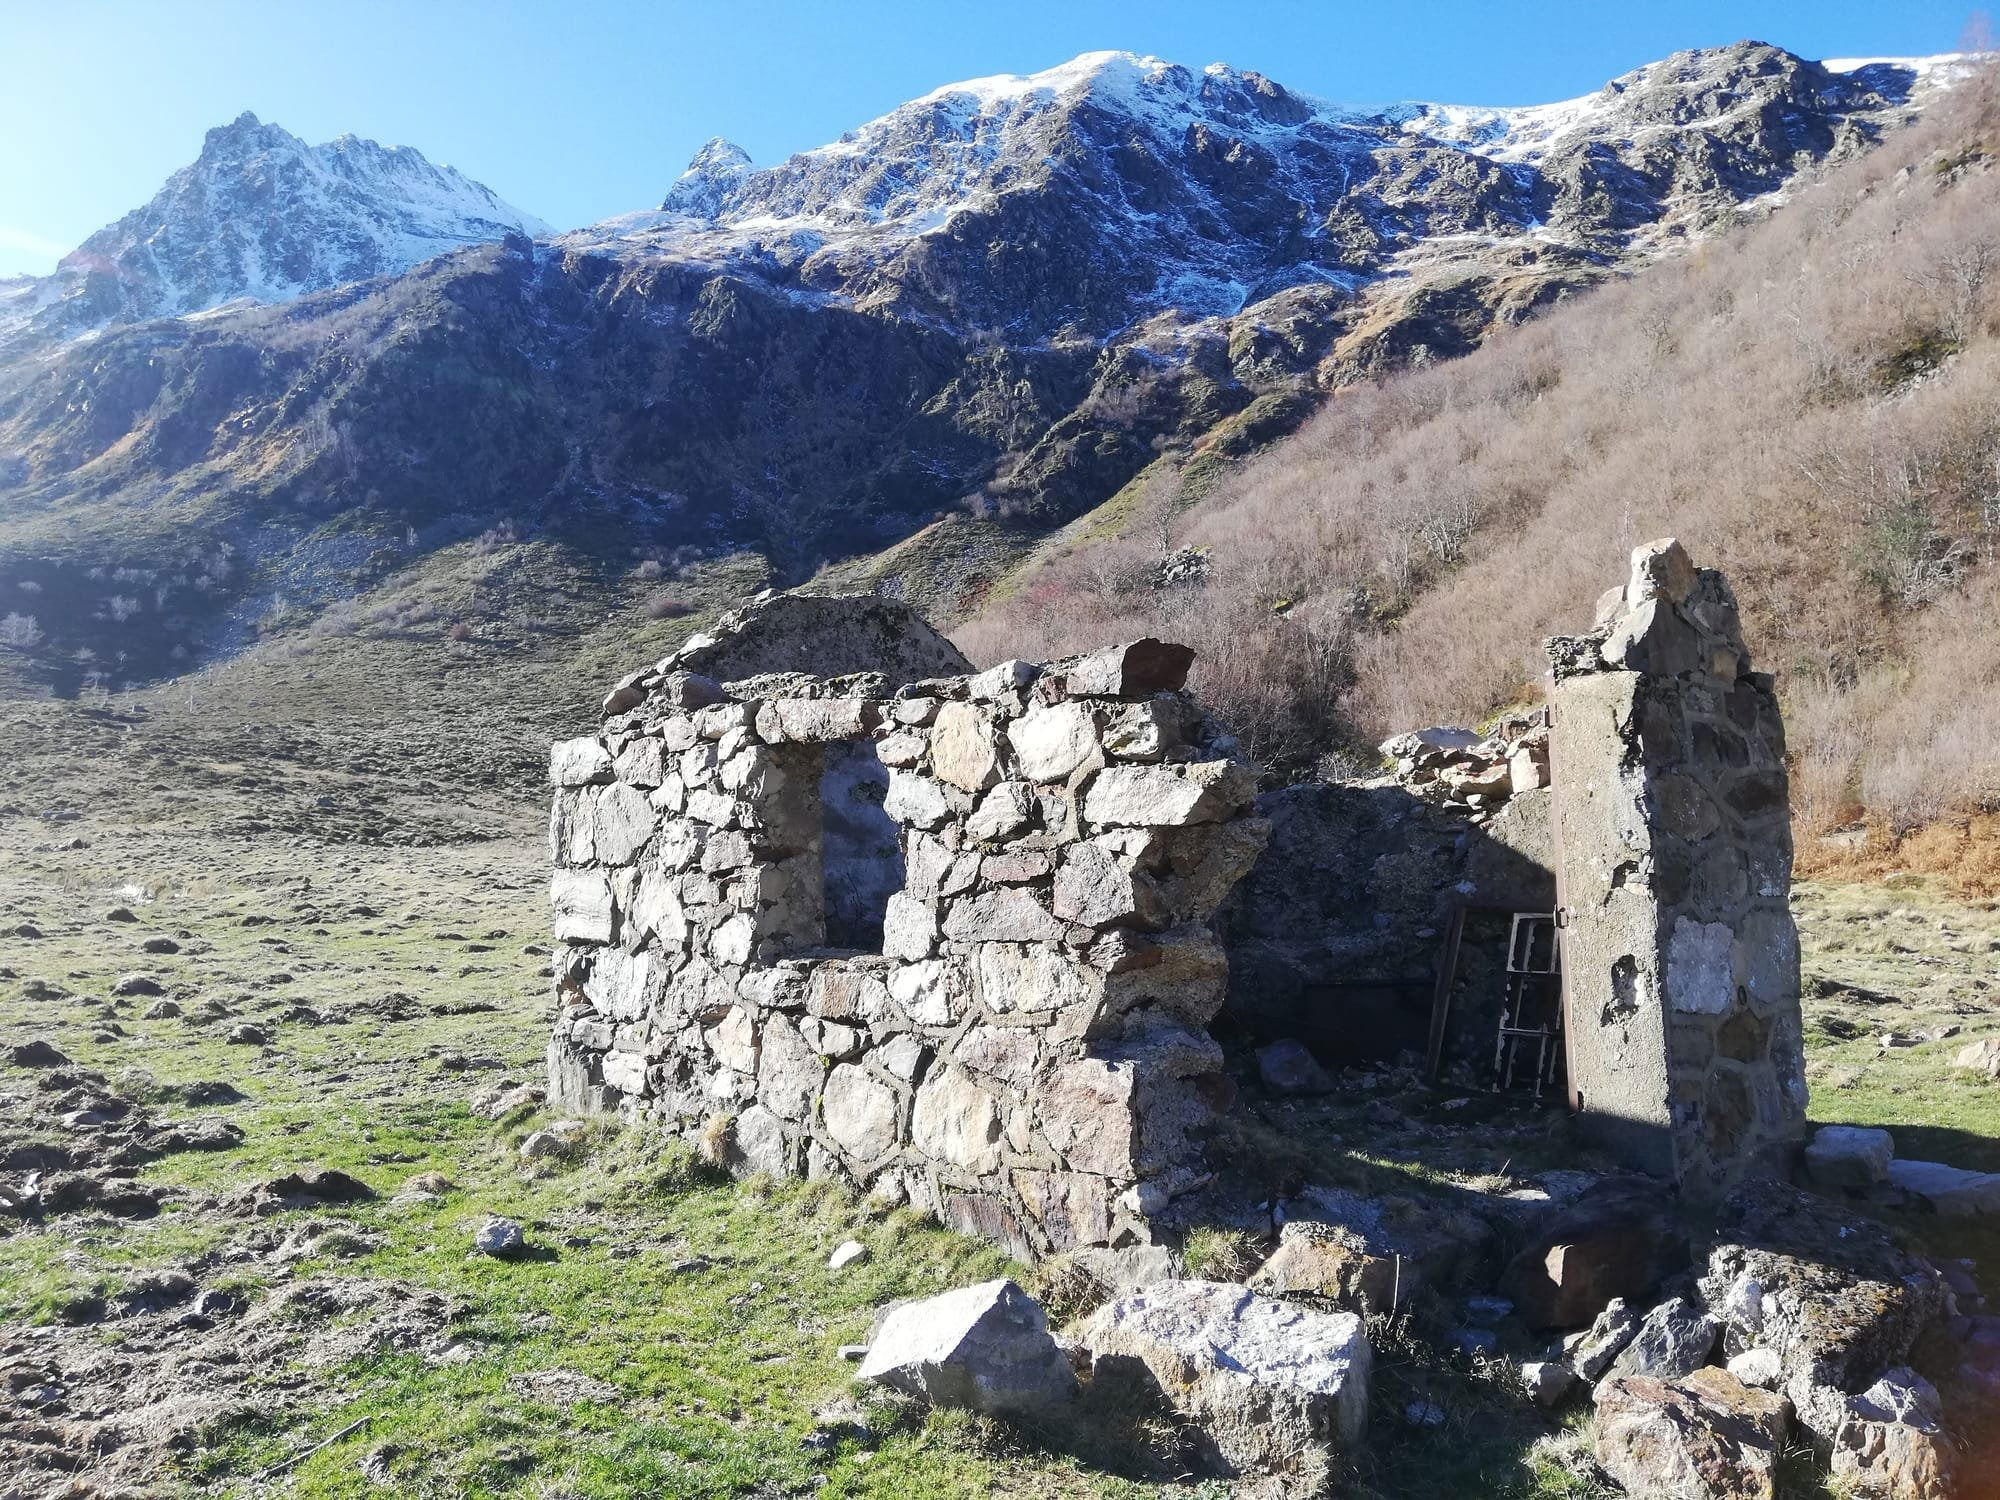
[
  {"x1": 1379, "y1": 712, "x2": 1549, "y2": 822},
  {"x1": 1593, "y1": 1366, "x2": 1788, "y2": 1500},
  {"x1": 1076, "y1": 1279, "x2": 1370, "y2": 1487},
  {"x1": 855, "y1": 1279, "x2": 1076, "y2": 1418}
]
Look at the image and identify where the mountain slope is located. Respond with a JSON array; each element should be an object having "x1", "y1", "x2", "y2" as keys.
[
  {"x1": 0, "y1": 42, "x2": 1965, "y2": 698},
  {"x1": 576, "y1": 45, "x2": 1954, "y2": 342},
  {"x1": 955, "y1": 65, "x2": 2000, "y2": 850},
  {"x1": 0, "y1": 112, "x2": 547, "y2": 349}
]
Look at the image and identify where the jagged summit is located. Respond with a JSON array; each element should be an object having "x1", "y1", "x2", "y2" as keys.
[
  {"x1": 7, "y1": 112, "x2": 548, "y2": 343},
  {"x1": 660, "y1": 137, "x2": 755, "y2": 217},
  {"x1": 570, "y1": 40, "x2": 1954, "y2": 341}
]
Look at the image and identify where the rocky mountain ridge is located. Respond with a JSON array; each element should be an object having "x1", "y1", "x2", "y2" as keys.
[
  {"x1": 0, "y1": 111, "x2": 548, "y2": 350},
  {"x1": 0, "y1": 41, "x2": 1966, "y2": 697},
  {"x1": 582, "y1": 45, "x2": 1959, "y2": 340}
]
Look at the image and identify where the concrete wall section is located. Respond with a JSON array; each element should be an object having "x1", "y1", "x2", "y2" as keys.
[{"x1": 1550, "y1": 542, "x2": 1808, "y2": 1196}]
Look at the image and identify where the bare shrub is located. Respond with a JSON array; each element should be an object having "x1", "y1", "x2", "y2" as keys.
[
  {"x1": 446, "y1": 621, "x2": 474, "y2": 643},
  {"x1": 645, "y1": 592, "x2": 693, "y2": 620},
  {"x1": 469, "y1": 521, "x2": 519, "y2": 555},
  {"x1": 0, "y1": 612, "x2": 43, "y2": 649}
]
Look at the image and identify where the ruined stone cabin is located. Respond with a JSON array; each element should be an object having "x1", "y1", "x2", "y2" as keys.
[{"x1": 545, "y1": 543, "x2": 1808, "y2": 1262}]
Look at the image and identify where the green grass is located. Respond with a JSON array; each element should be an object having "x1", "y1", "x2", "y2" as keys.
[
  {"x1": 3, "y1": 617, "x2": 1996, "y2": 1496},
  {"x1": 1794, "y1": 877, "x2": 2000, "y2": 1302},
  {"x1": 0, "y1": 827, "x2": 1139, "y2": 1497}
]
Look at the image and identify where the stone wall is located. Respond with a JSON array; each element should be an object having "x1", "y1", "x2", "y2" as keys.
[
  {"x1": 1548, "y1": 541, "x2": 1807, "y2": 1195},
  {"x1": 546, "y1": 626, "x2": 1270, "y2": 1259},
  {"x1": 548, "y1": 551, "x2": 1811, "y2": 1256},
  {"x1": 1222, "y1": 780, "x2": 1554, "y2": 1068}
]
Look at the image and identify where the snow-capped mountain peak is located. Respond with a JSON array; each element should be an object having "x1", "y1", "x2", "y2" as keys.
[
  {"x1": 11, "y1": 112, "x2": 548, "y2": 343},
  {"x1": 568, "y1": 40, "x2": 1955, "y2": 342},
  {"x1": 660, "y1": 138, "x2": 755, "y2": 217}
]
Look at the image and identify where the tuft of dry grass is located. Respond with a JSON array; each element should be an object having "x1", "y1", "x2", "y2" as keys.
[
  {"x1": 1795, "y1": 811, "x2": 2000, "y2": 898},
  {"x1": 1179, "y1": 1225, "x2": 1267, "y2": 1283}
]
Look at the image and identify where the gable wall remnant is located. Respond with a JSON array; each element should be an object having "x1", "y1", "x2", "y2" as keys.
[{"x1": 1548, "y1": 541, "x2": 1807, "y2": 1195}]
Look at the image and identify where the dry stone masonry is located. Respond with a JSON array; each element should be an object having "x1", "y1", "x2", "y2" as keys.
[
  {"x1": 1548, "y1": 540, "x2": 1807, "y2": 1195},
  {"x1": 550, "y1": 541, "x2": 1811, "y2": 1255},
  {"x1": 547, "y1": 593, "x2": 1269, "y2": 1258}
]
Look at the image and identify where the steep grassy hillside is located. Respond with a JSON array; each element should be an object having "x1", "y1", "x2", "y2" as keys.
[{"x1": 957, "y1": 69, "x2": 2000, "y2": 862}]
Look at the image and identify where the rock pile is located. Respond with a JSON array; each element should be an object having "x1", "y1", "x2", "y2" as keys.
[
  {"x1": 548, "y1": 606, "x2": 1269, "y2": 1258},
  {"x1": 1379, "y1": 710, "x2": 1549, "y2": 822}
]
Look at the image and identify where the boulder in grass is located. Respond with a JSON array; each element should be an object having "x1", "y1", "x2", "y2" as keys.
[
  {"x1": 855, "y1": 1279, "x2": 1075, "y2": 1419},
  {"x1": 1804, "y1": 1125, "x2": 1894, "y2": 1191},
  {"x1": 474, "y1": 1216, "x2": 525, "y2": 1256},
  {"x1": 1594, "y1": 1366, "x2": 1788, "y2": 1500},
  {"x1": 1077, "y1": 1279, "x2": 1370, "y2": 1488},
  {"x1": 1255, "y1": 1039, "x2": 1333, "y2": 1095},
  {"x1": 1950, "y1": 1037, "x2": 2000, "y2": 1079}
]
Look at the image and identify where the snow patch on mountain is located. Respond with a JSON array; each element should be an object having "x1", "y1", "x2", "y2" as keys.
[
  {"x1": 558, "y1": 42, "x2": 1958, "y2": 343},
  {"x1": 6, "y1": 111, "x2": 546, "y2": 345}
]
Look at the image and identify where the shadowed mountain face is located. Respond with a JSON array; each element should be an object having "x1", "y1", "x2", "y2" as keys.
[{"x1": 0, "y1": 42, "x2": 1960, "y2": 694}]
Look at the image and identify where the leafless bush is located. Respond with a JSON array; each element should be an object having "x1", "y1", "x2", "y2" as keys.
[
  {"x1": 469, "y1": 521, "x2": 519, "y2": 555},
  {"x1": 645, "y1": 591, "x2": 693, "y2": 620},
  {"x1": 0, "y1": 612, "x2": 42, "y2": 649}
]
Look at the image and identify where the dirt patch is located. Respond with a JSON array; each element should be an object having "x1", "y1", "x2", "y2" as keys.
[{"x1": 0, "y1": 1275, "x2": 458, "y2": 1497}]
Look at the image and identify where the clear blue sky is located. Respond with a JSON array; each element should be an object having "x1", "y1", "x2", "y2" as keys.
[{"x1": 2, "y1": 0, "x2": 1985, "y2": 276}]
